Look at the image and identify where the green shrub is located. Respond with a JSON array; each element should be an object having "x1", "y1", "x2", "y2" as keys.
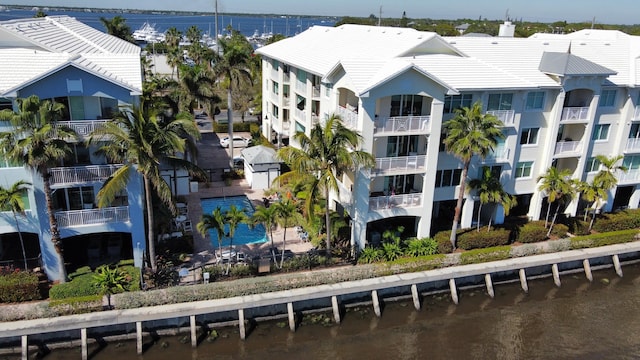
[
  {"x1": 50, "y1": 265, "x2": 140, "y2": 300},
  {"x1": 570, "y1": 229, "x2": 638, "y2": 249},
  {"x1": 516, "y1": 222, "x2": 548, "y2": 243},
  {"x1": 230, "y1": 264, "x2": 255, "y2": 277},
  {"x1": 592, "y1": 210, "x2": 640, "y2": 233},
  {"x1": 202, "y1": 265, "x2": 226, "y2": 282},
  {"x1": 405, "y1": 237, "x2": 438, "y2": 257},
  {"x1": 549, "y1": 223, "x2": 569, "y2": 238},
  {"x1": 382, "y1": 242, "x2": 403, "y2": 261},
  {"x1": 0, "y1": 269, "x2": 41, "y2": 303},
  {"x1": 213, "y1": 121, "x2": 255, "y2": 133},
  {"x1": 434, "y1": 231, "x2": 454, "y2": 254},
  {"x1": 460, "y1": 246, "x2": 511, "y2": 265},
  {"x1": 456, "y1": 228, "x2": 511, "y2": 250},
  {"x1": 563, "y1": 218, "x2": 591, "y2": 236}
]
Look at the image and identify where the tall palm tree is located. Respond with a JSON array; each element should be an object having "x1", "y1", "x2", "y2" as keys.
[
  {"x1": 537, "y1": 167, "x2": 576, "y2": 237},
  {"x1": 0, "y1": 95, "x2": 78, "y2": 282},
  {"x1": 213, "y1": 30, "x2": 254, "y2": 168},
  {"x1": 277, "y1": 114, "x2": 374, "y2": 257},
  {"x1": 87, "y1": 103, "x2": 206, "y2": 272},
  {"x1": 467, "y1": 167, "x2": 516, "y2": 232},
  {"x1": 272, "y1": 199, "x2": 298, "y2": 268},
  {"x1": 99, "y1": 16, "x2": 134, "y2": 43},
  {"x1": 252, "y1": 205, "x2": 278, "y2": 263},
  {"x1": 587, "y1": 154, "x2": 627, "y2": 231},
  {"x1": 164, "y1": 27, "x2": 182, "y2": 77},
  {"x1": 197, "y1": 206, "x2": 226, "y2": 265},
  {"x1": 0, "y1": 180, "x2": 32, "y2": 270},
  {"x1": 443, "y1": 101, "x2": 504, "y2": 248},
  {"x1": 224, "y1": 205, "x2": 248, "y2": 274}
]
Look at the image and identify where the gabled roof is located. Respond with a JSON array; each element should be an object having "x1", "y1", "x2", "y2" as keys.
[
  {"x1": 241, "y1": 145, "x2": 281, "y2": 165},
  {"x1": 539, "y1": 51, "x2": 616, "y2": 77},
  {"x1": 0, "y1": 16, "x2": 142, "y2": 96},
  {"x1": 256, "y1": 24, "x2": 463, "y2": 77}
]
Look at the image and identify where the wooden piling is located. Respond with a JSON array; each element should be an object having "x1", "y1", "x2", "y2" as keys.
[
  {"x1": 372, "y1": 290, "x2": 381, "y2": 317},
  {"x1": 136, "y1": 321, "x2": 142, "y2": 355},
  {"x1": 613, "y1": 254, "x2": 623, "y2": 277},
  {"x1": 485, "y1": 274, "x2": 495, "y2": 298},
  {"x1": 81, "y1": 328, "x2": 87, "y2": 360},
  {"x1": 552, "y1": 264, "x2": 561, "y2": 287},
  {"x1": 411, "y1": 284, "x2": 421, "y2": 310},
  {"x1": 583, "y1": 259, "x2": 593, "y2": 282},
  {"x1": 190, "y1": 315, "x2": 197, "y2": 348},
  {"x1": 449, "y1": 278, "x2": 459, "y2": 305},
  {"x1": 331, "y1": 296, "x2": 341, "y2": 324},
  {"x1": 287, "y1": 302, "x2": 296, "y2": 331},
  {"x1": 519, "y1": 268, "x2": 528, "y2": 293},
  {"x1": 238, "y1": 309, "x2": 246, "y2": 340}
]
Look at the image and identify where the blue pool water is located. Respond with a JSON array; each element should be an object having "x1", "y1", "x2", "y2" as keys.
[{"x1": 200, "y1": 196, "x2": 267, "y2": 247}]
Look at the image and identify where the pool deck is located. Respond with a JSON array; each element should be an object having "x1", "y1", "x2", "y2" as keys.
[{"x1": 183, "y1": 131, "x2": 313, "y2": 269}]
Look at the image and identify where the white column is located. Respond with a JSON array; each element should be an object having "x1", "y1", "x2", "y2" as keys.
[
  {"x1": 460, "y1": 194, "x2": 475, "y2": 229},
  {"x1": 628, "y1": 186, "x2": 640, "y2": 210}
]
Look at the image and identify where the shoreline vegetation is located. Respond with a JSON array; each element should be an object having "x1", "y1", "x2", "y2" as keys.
[{"x1": 1, "y1": 228, "x2": 638, "y2": 322}]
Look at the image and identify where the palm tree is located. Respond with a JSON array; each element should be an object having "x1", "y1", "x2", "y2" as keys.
[
  {"x1": 213, "y1": 31, "x2": 254, "y2": 168},
  {"x1": 467, "y1": 167, "x2": 517, "y2": 232},
  {"x1": 577, "y1": 180, "x2": 606, "y2": 224},
  {"x1": 87, "y1": 103, "x2": 206, "y2": 272},
  {"x1": 587, "y1": 155, "x2": 627, "y2": 231},
  {"x1": 537, "y1": 167, "x2": 576, "y2": 237},
  {"x1": 0, "y1": 95, "x2": 78, "y2": 282},
  {"x1": 443, "y1": 101, "x2": 504, "y2": 248},
  {"x1": 164, "y1": 27, "x2": 182, "y2": 77},
  {"x1": 92, "y1": 265, "x2": 128, "y2": 309},
  {"x1": 224, "y1": 205, "x2": 248, "y2": 274},
  {"x1": 277, "y1": 114, "x2": 374, "y2": 257},
  {"x1": 99, "y1": 16, "x2": 134, "y2": 43},
  {"x1": 272, "y1": 199, "x2": 298, "y2": 268},
  {"x1": 197, "y1": 206, "x2": 226, "y2": 265},
  {"x1": 252, "y1": 205, "x2": 278, "y2": 264},
  {"x1": 0, "y1": 180, "x2": 32, "y2": 270}
]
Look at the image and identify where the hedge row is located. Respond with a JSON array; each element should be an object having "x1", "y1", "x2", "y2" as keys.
[
  {"x1": 592, "y1": 209, "x2": 640, "y2": 233},
  {"x1": 50, "y1": 264, "x2": 141, "y2": 300},
  {"x1": 434, "y1": 228, "x2": 510, "y2": 251},
  {"x1": 212, "y1": 121, "x2": 256, "y2": 134},
  {"x1": 569, "y1": 229, "x2": 638, "y2": 249},
  {"x1": 0, "y1": 270, "x2": 41, "y2": 303}
]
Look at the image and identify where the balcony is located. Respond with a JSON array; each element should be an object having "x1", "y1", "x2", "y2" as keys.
[
  {"x1": 482, "y1": 147, "x2": 510, "y2": 163},
  {"x1": 625, "y1": 138, "x2": 640, "y2": 153},
  {"x1": 618, "y1": 169, "x2": 640, "y2": 185},
  {"x1": 272, "y1": 116, "x2": 290, "y2": 134},
  {"x1": 294, "y1": 108, "x2": 306, "y2": 122},
  {"x1": 283, "y1": 72, "x2": 290, "y2": 83},
  {"x1": 295, "y1": 80, "x2": 306, "y2": 93},
  {"x1": 55, "y1": 206, "x2": 129, "y2": 228},
  {"x1": 486, "y1": 110, "x2": 515, "y2": 126},
  {"x1": 336, "y1": 106, "x2": 358, "y2": 130},
  {"x1": 373, "y1": 155, "x2": 427, "y2": 176},
  {"x1": 554, "y1": 141, "x2": 583, "y2": 157},
  {"x1": 373, "y1": 116, "x2": 430, "y2": 136},
  {"x1": 49, "y1": 164, "x2": 123, "y2": 188},
  {"x1": 369, "y1": 193, "x2": 422, "y2": 211},
  {"x1": 634, "y1": 105, "x2": 640, "y2": 121},
  {"x1": 270, "y1": 67, "x2": 278, "y2": 80},
  {"x1": 337, "y1": 179, "x2": 352, "y2": 206},
  {"x1": 560, "y1": 107, "x2": 590, "y2": 123},
  {"x1": 312, "y1": 85, "x2": 321, "y2": 98},
  {"x1": 58, "y1": 120, "x2": 109, "y2": 138}
]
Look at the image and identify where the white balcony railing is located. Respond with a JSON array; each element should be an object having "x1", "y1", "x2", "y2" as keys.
[
  {"x1": 482, "y1": 147, "x2": 510, "y2": 163},
  {"x1": 294, "y1": 108, "x2": 305, "y2": 122},
  {"x1": 374, "y1": 155, "x2": 427, "y2": 175},
  {"x1": 295, "y1": 80, "x2": 306, "y2": 93},
  {"x1": 336, "y1": 106, "x2": 358, "y2": 130},
  {"x1": 554, "y1": 141, "x2": 582, "y2": 156},
  {"x1": 55, "y1": 206, "x2": 129, "y2": 228},
  {"x1": 618, "y1": 169, "x2": 640, "y2": 184},
  {"x1": 485, "y1": 110, "x2": 515, "y2": 126},
  {"x1": 634, "y1": 105, "x2": 640, "y2": 121},
  {"x1": 270, "y1": 67, "x2": 279, "y2": 80},
  {"x1": 561, "y1": 107, "x2": 590, "y2": 122},
  {"x1": 283, "y1": 72, "x2": 290, "y2": 83},
  {"x1": 49, "y1": 164, "x2": 122, "y2": 187},
  {"x1": 625, "y1": 138, "x2": 640, "y2": 153},
  {"x1": 58, "y1": 120, "x2": 109, "y2": 138},
  {"x1": 337, "y1": 180, "x2": 353, "y2": 206},
  {"x1": 312, "y1": 85, "x2": 321, "y2": 98},
  {"x1": 369, "y1": 193, "x2": 422, "y2": 211},
  {"x1": 374, "y1": 115, "x2": 430, "y2": 135}
]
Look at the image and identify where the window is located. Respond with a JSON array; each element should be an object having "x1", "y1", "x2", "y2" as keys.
[
  {"x1": 295, "y1": 121, "x2": 306, "y2": 133},
  {"x1": 0, "y1": 98, "x2": 11, "y2": 111},
  {"x1": 515, "y1": 161, "x2": 533, "y2": 178},
  {"x1": 480, "y1": 165, "x2": 502, "y2": 179},
  {"x1": 487, "y1": 93, "x2": 513, "y2": 111},
  {"x1": 586, "y1": 157, "x2": 601, "y2": 173},
  {"x1": 435, "y1": 169, "x2": 462, "y2": 188},
  {"x1": 520, "y1": 128, "x2": 539, "y2": 145},
  {"x1": 272, "y1": 59, "x2": 279, "y2": 69},
  {"x1": 272, "y1": 104, "x2": 279, "y2": 119},
  {"x1": 525, "y1": 91, "x2": 545, "y2": 110},
  {"x1": 272, "y1": 81, "x2": 279, "y2": 95},
  {"x1": 444, "y1": 94, "x2": 473, "y2": 113},
  {"x1": 630, "y1": 123, "x2": 640, "y2": 139},
  {"x1": 296, "y1": 69, "x2": 307, "y2": 83},
  {"x1": 592, "y1": 124, "x2": 610, "y2": 141},
  {"x1": 390, "y1": 95, "x2": 424, "y2": 116},
  {"x1": 599, "y1": 89, "x2": 616, "y2": 107}
]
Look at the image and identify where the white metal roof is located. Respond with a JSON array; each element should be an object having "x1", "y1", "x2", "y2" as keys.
[{"x1": 0, "y1": 16, "x2": 142, "y2": 95}]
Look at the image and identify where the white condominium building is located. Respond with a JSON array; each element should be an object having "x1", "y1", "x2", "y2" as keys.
[{"x1": 256, "y1": 23, "x2": 640, "y2": 250}]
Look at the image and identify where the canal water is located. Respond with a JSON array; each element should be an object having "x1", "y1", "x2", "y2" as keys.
[{"x1": 23, "y1": 263, "x2": 640, "y2": 359}]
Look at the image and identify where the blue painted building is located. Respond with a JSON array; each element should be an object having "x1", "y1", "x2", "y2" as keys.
[{"x1": 0, "y1": 16, "x2": 145, "y2": 280}]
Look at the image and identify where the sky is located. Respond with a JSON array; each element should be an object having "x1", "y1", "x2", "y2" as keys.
[{"x1": 3, "y1": 0, "x2": 639, "y2": 25}]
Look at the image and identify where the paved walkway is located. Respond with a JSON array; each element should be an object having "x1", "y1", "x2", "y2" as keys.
[{"x1": 182, "y1": 129, "x2": 313, "y2": 270}]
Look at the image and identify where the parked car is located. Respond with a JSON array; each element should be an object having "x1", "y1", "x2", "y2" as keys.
[
  {"x1": 219, "y1": 136, "x2": 251, "y2": 148},
  {"x1": 233, "y1": 156, "x2": 244, "y2": 168}
]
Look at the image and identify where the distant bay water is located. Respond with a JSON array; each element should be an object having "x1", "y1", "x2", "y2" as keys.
[{"x1": 0, "y1": 8, "x2": 338, "y2": 38}]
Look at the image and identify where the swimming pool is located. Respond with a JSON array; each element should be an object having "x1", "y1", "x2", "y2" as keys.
[{"x1": 200, "y1": 195, "x2": 268, "y2": 247}]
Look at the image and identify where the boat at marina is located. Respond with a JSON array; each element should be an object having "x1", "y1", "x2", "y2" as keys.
[{"x1": 132, "y1": 21, "x2": 165, "y2": 44}]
